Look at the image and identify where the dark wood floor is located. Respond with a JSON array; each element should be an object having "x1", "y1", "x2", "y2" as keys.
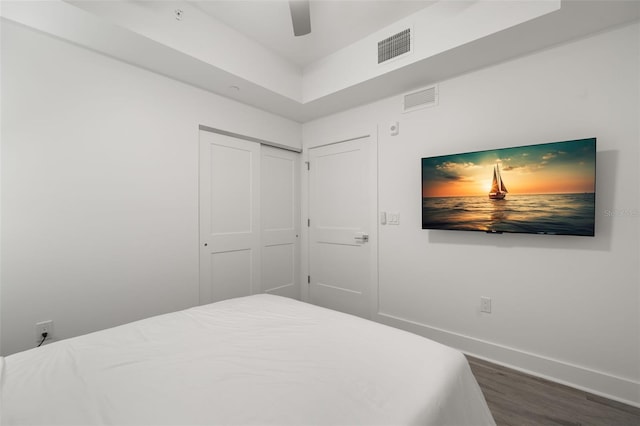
[{"x1": 467, "y1": 356, "x2": 640, "y2": 426}]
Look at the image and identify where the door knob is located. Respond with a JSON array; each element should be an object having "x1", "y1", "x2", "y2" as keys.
[{"x1": 354, "y1": 233, "x2": 369, "y2": 243}]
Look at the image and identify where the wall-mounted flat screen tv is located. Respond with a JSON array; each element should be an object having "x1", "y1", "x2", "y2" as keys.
[{"x1": 421, "y1": 138, "x2": 596, "y2": 236}]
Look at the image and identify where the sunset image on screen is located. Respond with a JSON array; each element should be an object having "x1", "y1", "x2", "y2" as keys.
[
  {"x1": 421, "y1": 138, "x2": 596, "y2": 236},
  {"x1": 422, "y1": 140, "x2": 596, "y2": 198}
]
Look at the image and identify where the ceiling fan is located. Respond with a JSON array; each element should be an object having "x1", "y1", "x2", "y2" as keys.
[{"x1": 289, "y1": 0, "x2": 311, "y2": 36}]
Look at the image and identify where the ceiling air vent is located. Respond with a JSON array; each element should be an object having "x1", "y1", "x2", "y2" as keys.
[
  {"x1": 378, "y1": 28, "x2": 411, "y2": 64},
  {"x1": 403, "y1": 85, "x2": 438, "y2": 113}
]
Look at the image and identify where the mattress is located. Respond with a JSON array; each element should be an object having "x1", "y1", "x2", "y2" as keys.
[{"x1": 1, "y1": 294, "x2": 495, "y2": 425}]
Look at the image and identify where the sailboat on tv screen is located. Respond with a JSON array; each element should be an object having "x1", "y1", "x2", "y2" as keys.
[{"x1": 489, "y1": 163, "x2": 508, "y2": 200}]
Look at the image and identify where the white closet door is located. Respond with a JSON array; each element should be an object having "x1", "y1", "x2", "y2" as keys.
[
  {"x1": 199, "y1": 131, "x2": 261, "y2": 304},
  {"x1": 261, "y1": 146, "x2": 300, "y2": 299}
]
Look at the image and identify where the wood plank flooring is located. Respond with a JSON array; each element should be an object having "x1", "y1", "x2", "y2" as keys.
[{"x1": 467, "y1": 356, "x2": 640, "y2": 426}]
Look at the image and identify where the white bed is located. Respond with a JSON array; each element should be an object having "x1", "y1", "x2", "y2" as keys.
[{"x1": 1, "y1": 294, "x2": 495, "y2": 425}]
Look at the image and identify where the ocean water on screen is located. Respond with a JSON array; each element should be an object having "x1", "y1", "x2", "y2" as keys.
[{"x1": 423, "y1": 193, "x2": 595, "y2": 236}]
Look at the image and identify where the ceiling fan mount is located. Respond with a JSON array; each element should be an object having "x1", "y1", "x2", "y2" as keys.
[{"x1": 289, "y1": 0, "x2": 311, "y2": 36}]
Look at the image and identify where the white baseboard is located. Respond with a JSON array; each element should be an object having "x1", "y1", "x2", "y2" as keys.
[{"x1": 375, "y1": 311, "x2": 640, "y2": 408}]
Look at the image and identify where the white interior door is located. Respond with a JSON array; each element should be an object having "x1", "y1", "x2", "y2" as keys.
[
  {"x1": 308, "y1": 136, "x2": 376, "y2": 319},
  {"x1": 199, "y1": 131, "x2": 261, "y2": 304},
  {"x1": 261, "y1": 146, "x2": 300, "y2": 299}
]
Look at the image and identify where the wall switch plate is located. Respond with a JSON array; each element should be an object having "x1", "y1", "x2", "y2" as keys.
[
  {"x1": 36, "y1": 320, "x2": 53, "y2": 343},
  {"x1": 480, "y1": 297, "x2": 492, "y2": 313},
  {"x1": 380, "y1": 212, "x2": 387, "y2": 225},
  {"x1": 387, "y1": 212, "x2": 400, "y2": 225}
]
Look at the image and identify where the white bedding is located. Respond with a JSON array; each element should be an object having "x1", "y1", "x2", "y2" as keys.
[{"x1": 1, "y1": 295, "x2": 495, "y2": 425}]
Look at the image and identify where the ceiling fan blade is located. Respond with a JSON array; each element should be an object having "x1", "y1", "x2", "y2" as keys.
[{"x1": 289, "y1": 0, "x2": 311, "y2": 36}]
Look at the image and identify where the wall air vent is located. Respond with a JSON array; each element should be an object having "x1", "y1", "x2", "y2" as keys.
[
  {"x1": 378, "y1": 28, "x2": 411, "y2": 64},
  {"x1": 403, "y1": 85, "x2": 438, "y2": 113}
]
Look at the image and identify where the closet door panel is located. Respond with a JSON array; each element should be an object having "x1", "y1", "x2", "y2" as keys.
[
  {"x1": 199, "y1": 131, "x2": 261, "y2": 304},
  {"x1": 261, "y1": 146, "x2": 300, "y2": 299}
]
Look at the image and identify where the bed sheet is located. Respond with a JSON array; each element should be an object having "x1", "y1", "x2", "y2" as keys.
[{"x1": 1, "y1": 294, "x2": 494, "y2": 425}]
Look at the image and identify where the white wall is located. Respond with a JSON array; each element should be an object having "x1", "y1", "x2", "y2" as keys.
[
  {"x1": 0, "y1": 19, "x2": 301, "y2": 356},
  {"x1": 304, "y1": 23, "x2": 640, "y2": 406}
]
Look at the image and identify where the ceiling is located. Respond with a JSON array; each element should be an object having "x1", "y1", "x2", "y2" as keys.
[
  {"x1": 191, "y1": 1, "x2": 436, "y2": 68},
  {"x1": 3, "y1": 1, "x2": 640, "y2": 123}
]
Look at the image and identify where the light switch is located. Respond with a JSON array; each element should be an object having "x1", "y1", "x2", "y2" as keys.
[{"x1": 388, "y1": 212, "x2": 400, "y2": 225}]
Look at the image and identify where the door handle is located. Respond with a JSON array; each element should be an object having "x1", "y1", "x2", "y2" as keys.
[{"x1": 354, "y1": 233, "x2": 369, "y2": 243}]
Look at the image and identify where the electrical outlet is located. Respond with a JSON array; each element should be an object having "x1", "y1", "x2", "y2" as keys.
[
  {"x1": 35, "y1": 320, "x2": 53, "y2": 343},
  {"x1": 480, "y1": 297, "x2": 492, "y2": 313}
]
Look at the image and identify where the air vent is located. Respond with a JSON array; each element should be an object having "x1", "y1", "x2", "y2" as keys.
[
  {"x1": 378, "y1": 28, "x2": 411, "y2": 64},
  {"x1": 403, "y1": 85, "x2": 438, "y2": 113}
]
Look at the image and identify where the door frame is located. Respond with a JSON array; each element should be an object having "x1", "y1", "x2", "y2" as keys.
[{"x1": 301, "y1": 127, "x2": 379, "y2": 319}]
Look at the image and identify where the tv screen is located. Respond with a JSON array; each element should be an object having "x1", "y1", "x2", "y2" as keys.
[{"x1": 421, "y1": 138, "x2": 596, "y2": 236}]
